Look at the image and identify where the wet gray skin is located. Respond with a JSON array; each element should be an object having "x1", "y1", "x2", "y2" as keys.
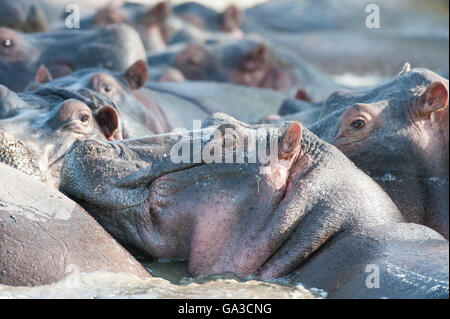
[
  {"x1": 0, "y1": 85, "x2": 124, "y2": 187},
  {"x1": 60, "y1": 113, "x2": 448, "y2": 298},
  {"x1": 0, "y1": 0, "x2": 49, "y2": 32},
  {"x1": 242, "y1": 0, "x2": 449, "y2": 76},
  {"x1": 26, "y1": 61, "x2": 172, "y2": 136},
  {"x1": 0, "y1": 23, "x2": 146, "y2": 92},
  {"x1": 0, "y1": 163, "x2": 151, "y2": 287},
  {"x1": 309, "y1": 68, "x2": 449, "y2": 239},
  {"x1": 147, "y1": 37, "x2": 340, "y2": 100}
]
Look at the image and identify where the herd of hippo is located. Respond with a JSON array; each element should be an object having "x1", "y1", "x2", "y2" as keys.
[{"x1": 0, "y1": 0, "x2": 449, "y2": 299}]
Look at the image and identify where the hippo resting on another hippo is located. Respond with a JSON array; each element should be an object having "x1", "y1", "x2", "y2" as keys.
[
  {"x1": 29, "y1": 60, "x2": 290, "y2": 130},
  {"x1": 310, "y1": 67, "x2": 449, "y2": 239},
  {"x1": 0, "y1": 85, "x2": 124, "y2": 187},
  {"x1": 60, "y1": 113, "x2": 448, "y2": 298},
  {"x1": 0, "y1": 163, "x2": 151, "y2": 286},
  {"x1": 0, "y1": 23, "x2": 146, "y2": 92}
]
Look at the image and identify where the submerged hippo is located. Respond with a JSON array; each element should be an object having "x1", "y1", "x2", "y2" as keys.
[
  {"x1": 60, "y1": 114, "x2": 448, "y2": 298},
  {"x1": 310, "y1": 67, "x2": 449, "y2": 239},
  {"x1": 147, "y1": 37, "x2": 339, "y2": 100},
  {"x1": 0, "y1": 23, "x2": 146, "y2": 91},
  {"x1": 0, "y1": 0, "x2": 49, "y2": 32},
  {"x1": 0, "y1": 163, "x2": 150, "y2": 287},
  {"x1": 0, "y1": 85, "x2": 123, "y2": 187}
]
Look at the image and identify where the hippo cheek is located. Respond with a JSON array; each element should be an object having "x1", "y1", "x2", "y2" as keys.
[{"x1": 143, "y1": 163, "x2": 288, "y2": 274}]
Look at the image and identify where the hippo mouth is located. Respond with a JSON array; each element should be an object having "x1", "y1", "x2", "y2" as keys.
[{"x1": 0, "y1": 129, "x2": 43, "y2": 180}]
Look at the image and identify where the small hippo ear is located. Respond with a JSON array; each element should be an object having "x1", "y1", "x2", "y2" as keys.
[
  {"x1": 35, "y1": 65, "x2": 53, "y2": 83},
  {"x1": 124, "y1": 60, "x2": 148, "y2": 90},
  {"x1": 419, "y1": 81, "x2": 449, "y2": 117},
  {"x1": 295, "y1": 88, "x2": 312, "y2": 102},
  {"x1": 279, "y1": 122, "x2": 303, "y2": 159},
  {"x1": 398, "y1": 62, "x2": 411, "y2": 76},
  {"x1": 96, "y1": 106, "x2": 123, "y2": 141},
  {"x1": 145, "y1": 1, "x2": 171, "y2": 24},
  {"x1": 222, "y1": 5, "x2": 243, "y2": 32}
]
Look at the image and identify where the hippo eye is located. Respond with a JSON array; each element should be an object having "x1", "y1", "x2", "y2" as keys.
[
  {"x1": 104, "y1": 85, "x2": 112, "y2": 93},
  {"x1": 351, "y1": 119, "x2": 366, "y2": 130},
  {"x1": 79, "y1": 114, "x2": 90, "y2": 123},
  {"x1": 1, "y1": 39, "x2": 14, "y2": 49}
]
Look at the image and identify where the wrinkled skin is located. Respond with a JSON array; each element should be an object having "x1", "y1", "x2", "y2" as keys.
[
  {"x1": 26, "y1": 61, "x2": 172, "y2": 136},
  {"x1": 0, "y1": 85, "x2": 123, "y2": 187},
  {"x1": 60, "y1": 113, "x2": 448, "y2": 298},
  {"x1": 0, "y1": 0, "x2": 49, "y2": 32},
  {"x1": 0, "y1": 23, "x2": 146, "y2": 92},
  {"x1": 147, "y1": 37, "x2": 339, "y2": 100},
  {"x1": 0, "y1": 163, "x2": 151, "y2": 287},
  {"x1": 310, "y1": 68, "x2": 449, "y2": 239},
  {"x1": 243, "y1": 0, "x2": 449, "y2": 76}
]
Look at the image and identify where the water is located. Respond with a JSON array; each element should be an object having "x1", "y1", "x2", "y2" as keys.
[{"x1": 0, "y1": 260, "x2": 326, "y2": 299}]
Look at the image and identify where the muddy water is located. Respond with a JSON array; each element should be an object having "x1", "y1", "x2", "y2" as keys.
[{"x1": 0, "y1": 260, "x2": 326, "y2": 299}]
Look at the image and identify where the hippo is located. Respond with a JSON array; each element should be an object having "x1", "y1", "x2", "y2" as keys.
[
  {"x1": 0, "y1": 23, "x2": 146, "y2": 91},
  {"x1": 0, "y1": 163, "x2": 150, "y2": 287},
  {"x1": 310, "y1": 67, "x2": 449, "y2": 239},
  {"x1": 59, "y1": 113, "x2": 448, "y2": 298},
  {"x1": 78, "y1": 1, "x2": 171, "y2": 52},
  {"x1": 147, "y1": 37, "x2": 340, "y2": 100},
  {"x1": 0, "y1": 0, "x2": 49, "y2": 32},
  {"x1": 0, "y1": 85, "x2": 123, "y2": 187},
  {"x1": 25, "y1": 61, "x2": 172, "y2": 137}
]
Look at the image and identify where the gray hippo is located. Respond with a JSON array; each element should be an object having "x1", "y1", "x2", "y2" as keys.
[
  {"x1": 25, "y1": 61, "x2": 171, "y2": 137},
  {"x1": 147, "y1": 37, "x2": 340, "y2": 100},
  {"x1": 59, "y1": 113, "x2": 449, "y2": 298},
  {"x1": 310, "y1": 67, "x2": 449, "y2": 239},
  {"x1": 0, "y1": 23, "x2": 146, "y2": 91},
  {"x1": 0, "y1": 0, "x2": 49, "y2": 32},
  {"x1": 0, "y1": 85, "x2": 124, "y2": 187},
  {"x1": 0, "y1": 163, "x2": 151, "y2": 287}
]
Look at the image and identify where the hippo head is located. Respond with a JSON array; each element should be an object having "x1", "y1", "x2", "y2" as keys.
[
  {"x1": 88, "y1": 1, "x2": 172, "y2": 52},
  {"x1": 26, "y1": 60, "x2": 171, "y2": 135},
  {"x1": 174, "y1": 2, "x2": 243, "y2": 34},
  {"x1": 0, "y1": 0, "x2": 49, "y2": 32},
  {"x1": 0, "y1": 86, "x2": 123, "y2": 187},
  {"x1": 169, "y1": 39, "x2": 291, "y2": 91},
  {"x1": 60, "y1": 113, "x2": 401, "y2": 279},
  {"x1": 311, "y1": 67, "x2": 449, "y2": 238},
  {"x1": 0, "y1": 24, "x2": 146, "y2": 92}
]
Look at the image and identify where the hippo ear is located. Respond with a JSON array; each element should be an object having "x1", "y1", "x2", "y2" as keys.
[
  {"x1": 418, "y1": 81, "x2": 449, "y2": 118},
  {"x1": 279, "y1": 122, "x2": 303, "y2": 159},
  {"x1": 295, "y1": 88, "x2": 312, "y2": 102},
  {"x1": 222, "y1": 5, "x2": 243, "y2": 32},
  {"x1": 144, "y1": 0, "x2": 171, "y2": 24},
  {"x1": 124, "y1": 60, "x2": 148, "y2": 90},
  {"x1": 35, "y1": 65, "x2": 53, "y2": 83},
  {"x1": 398, "y1": 62, "x2": 411, "y2": 76},
  {"x1": 96, "y1": 106, "x2": 123, "y2": 141}
]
